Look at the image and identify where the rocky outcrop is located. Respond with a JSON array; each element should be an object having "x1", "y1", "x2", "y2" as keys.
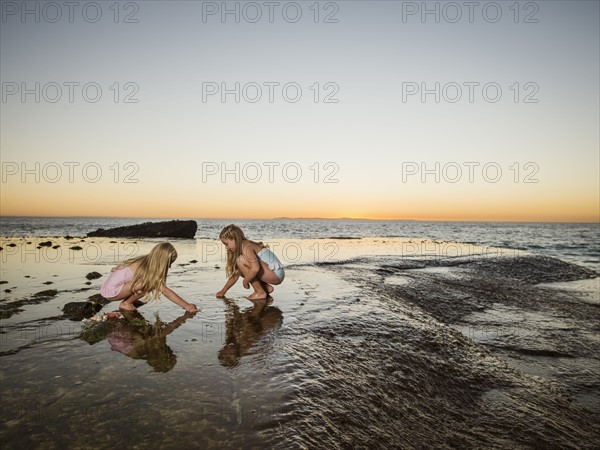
[
  {"x1": 87, "y1": 220, "x2": 197, "y2": 239},
  {"x1": 62, "y1": 294, "x2": 111, "y2": 321}
]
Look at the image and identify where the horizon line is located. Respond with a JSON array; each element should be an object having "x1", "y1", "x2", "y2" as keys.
[{"x1": 0, "y1": 215, "x2": 598, "y2": 224}]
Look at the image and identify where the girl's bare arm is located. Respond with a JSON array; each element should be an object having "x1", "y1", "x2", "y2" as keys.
[
  {"x1": 161, "y1": 285, "x2": 198, "y2": 312},
  {"x1": 217, "y1": 273, "x2": 240, "y2": 297}
]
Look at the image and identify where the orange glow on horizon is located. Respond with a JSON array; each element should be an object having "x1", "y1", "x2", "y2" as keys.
[{"x1": 1, "y1": 181, "x2": 598, "y2": 223}]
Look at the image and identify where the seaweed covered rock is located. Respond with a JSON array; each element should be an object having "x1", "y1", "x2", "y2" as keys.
[
  {"x1": 62, "y1": 294, "x2": 111, "y2": 321},
  {"x1": 80, "y1": 320, "x2": 118, "y2": 345},
  {"x1": 87, "y1": 220, "x2": 197, "y2": 239}
]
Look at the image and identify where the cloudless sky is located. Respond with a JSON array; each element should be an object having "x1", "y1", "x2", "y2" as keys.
[{"x1": 1, "y1": 0, "x2": 598, "y2": 221}]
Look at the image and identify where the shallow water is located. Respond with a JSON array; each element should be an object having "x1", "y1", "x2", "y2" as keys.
[
  {"x1": 1, "y1": 266, "x2": 345, "y2": 448},
  {"x1": 1, "y1": 237, "x2": 599, "y2": 448}
]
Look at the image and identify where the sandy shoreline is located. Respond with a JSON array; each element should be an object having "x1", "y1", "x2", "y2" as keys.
[{"x1": 1, "y1": 237, "x2": 598, "y2": 448}]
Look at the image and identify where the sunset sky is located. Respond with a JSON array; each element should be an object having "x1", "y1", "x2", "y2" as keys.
[{"x1": 1, "y1": 1, "x2": 598, "y2": 222}]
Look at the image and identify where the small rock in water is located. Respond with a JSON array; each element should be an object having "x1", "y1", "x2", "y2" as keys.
[
  {"x1": 7, "y1": 243, "x2": 16, "y2": 247},
  {"x1": 85, "y1": 271, "x2": 103, "y2": 280},
  {"x1": 0, "y1": 281, "x2": 7, "y2": 284},
  {"x1": 43, "y1": 281, "x2": 53, "y2": 285},
  {"x1": 70, "y1": 246, "x2": 83, "y2": 251},
  {"x1": 4, "y1": 289, "x2": 11, "y2": 293},
  {"x1": 190, "y1": 260, "x2": 198, "y2": 264},
  {"x1": 52, "y1": 245, "x2": 60, "y2": 249},
  {"x1": 39, "y1": 241, "x2": 52, "y2": 247},
  {"x1": 33, "y1": 289, "x2": 58, "y2": 298}
]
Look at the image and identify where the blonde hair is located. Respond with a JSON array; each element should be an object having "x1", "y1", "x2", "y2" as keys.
[
  {"x1": 219, "y1": 224, "x2": 264, "y2": 278},
  {"x1": 119, "y1": 242, "x2": 177, "y2": 300}
]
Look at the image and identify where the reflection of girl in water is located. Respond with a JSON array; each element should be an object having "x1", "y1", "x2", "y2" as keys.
[
  {"x1": 107, "y1": 310, "x2": 194, "y2": 372},
  {"x1": 218, "y1": 298, "x2": 283, "y2": 368}
]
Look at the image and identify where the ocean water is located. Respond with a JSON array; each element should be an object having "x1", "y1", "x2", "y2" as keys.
[{"x1": 1, "y1": 217, "x2": 598, "y2": 270}]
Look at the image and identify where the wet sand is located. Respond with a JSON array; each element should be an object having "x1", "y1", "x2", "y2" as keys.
[{"x1": 1, "y1": 237, "x2": 598, "y2": 448}]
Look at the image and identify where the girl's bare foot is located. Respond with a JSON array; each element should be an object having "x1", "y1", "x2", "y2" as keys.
[
  {"x1": 247, "y1": 291, "x2": 267, "y2": 300},
  {"x1": 119, "y1": 302, "x2": 137, "y2": 311}
]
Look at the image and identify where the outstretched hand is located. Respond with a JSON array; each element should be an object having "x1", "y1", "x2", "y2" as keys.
[
  {"x1": 216, "y1": 290, "x2": 226, "y2": 298},
  {"x1": 185, "y1": 303, "x2": 199, "y2": 313}
]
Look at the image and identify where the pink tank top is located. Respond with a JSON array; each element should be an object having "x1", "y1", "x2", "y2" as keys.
[{"x1": 100, "y1": 266, "x2": 134, "y2": 299}]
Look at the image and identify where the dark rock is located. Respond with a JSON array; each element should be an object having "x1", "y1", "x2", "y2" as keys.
[
  {"x1": 0, "y1": 281, "x2": 7, "y2": 284},
  {"x1": 33, "y1": 289, "x2": 58, "y2": 298},
  {"x1": 43, "y1": 281, "x2": 53, "y2": 285},
  {"x1": 7, "y1": 243, "x2": 16, "y2": 247},
  {"x1": 64, "y1": 235, "x2": 74, "y2": 240},
  {"x1": 62, "y1": 294, "x2": 111, "y2": 321},
  {"x1": 52, "y1": 245, "x2": 60, "y2": 249},
  {"x1": 190, "y1": 260, "x2": 198, "y2": 264},
  {"x1": 4, "y1": 289, "x2": 11, "y2": 293},
  {"x1": 70, "y1": 246, "x2": 83, "y2": 251},
  {"x1": 63, "y1": 301, "x2": 103, "y2": 320},
  {"x1": 80, "y1": 320, "x2": 118, "y2": 345},
  {"x1": 39, "y1": 241, "x2": 52, "y2": 247},
  {"x1": 88, "y1": 293, "x2": 111, "y2": 306},
  {"x1": 86, "y1": 271, "x2": 103, "y2": 280},
  {"x1": 87, "y1": 220, "x2": 198, "y2": 239}
]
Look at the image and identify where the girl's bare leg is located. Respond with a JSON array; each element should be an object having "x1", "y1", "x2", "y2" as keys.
[
  {"x1": 119, "y1": 292, "x2": 144, "y2": 311},
  {"x1": 261, "y1": 281, "x2": 274, "y2": 295},
  {"x1": 236, "y1": 256, "x2": 268, "y2": 300},
  {"x1": 107, "y1": 281, "x2": 145, "y2": 311}
]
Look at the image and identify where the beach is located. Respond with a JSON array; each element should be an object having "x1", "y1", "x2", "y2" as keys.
[
  {"x1": 0, "y1": 234, "x2": 598, "y2": 448},
  {"x1": 3, "y1": 0, "x2": 599, "y2": 446}
]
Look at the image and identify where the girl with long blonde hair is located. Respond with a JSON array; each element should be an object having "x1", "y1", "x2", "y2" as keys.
[
  {"x1": 216, "y1": 224, "x2": 285, "y2": 300},
  {"x1": 100, "y1": 242, "x2": 198, "y2": 312}
]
